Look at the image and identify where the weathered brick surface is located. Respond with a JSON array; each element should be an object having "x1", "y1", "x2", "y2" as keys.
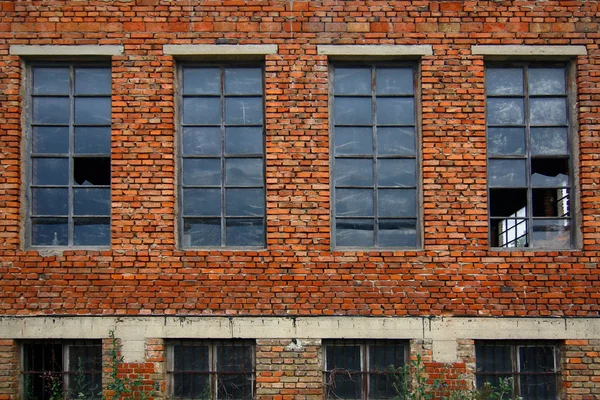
[
  {"x1": 563, "y1": 340, "x2": 600, "y2": 399},
  {"x1": 0, "y1": 340, "x2": 18, "y2": 400}
]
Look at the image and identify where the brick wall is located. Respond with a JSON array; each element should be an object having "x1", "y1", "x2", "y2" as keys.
[
  {"x1": 0, "y1": 340, "x2": 17, "y2": 400},
  {"x1": 563, "y1": 340, "x2": 600, "y2": 399}
]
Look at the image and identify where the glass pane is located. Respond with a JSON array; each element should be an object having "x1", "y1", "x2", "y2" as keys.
[
  {"x1": 225, "y1": 218, "x2": 264, "y2": 247},
  {"x1": 530, "y1": 98, "x2": 567, "y2": 126},
  {"x1": 75, "y1": 127, "x2": 111, "y2": 154},
  {"x1": 225, "y1": 68, "x2": 262, "y2": 95},
  {"x1": 376, "y1": 97, "x2": 415, "y2": 125},
  {"x1": 325, "y1": 344, "x2": 361, "y2": 370},
  {"x1": 32, "y1": 188, "x2": 68, "y2": 216},
  {"x1": 379, "y1": 189, "x2": 416, "y2": 217},
  {"x1": 335, "y1": 159, "x2": 373, "y2": 187},
  {"x1": 520, "y1": 374, "x2": 557, "y2": 400},
  {"x1": 74, "y1": 188, "x2": 110, "y2": 216},
  {"x1": 334, "y1": 97, "x2": 372, "y2": 125},
  {"x1": 533, "y1": 188, "x2": 569, "y2": 218},
  {"x1": 531, "y1": 159, "x2": 568, "y2": 187},
  {"x1": 529, "y1": 68, "x2": 566, "y2": 95},
  {"x1": 226, "y1": 188, "x2": 264, "y2": 216},
  {"x1": 334, "y1": 127, "x2": 372, "y2": 156},
  {"x1": 487, "y1": 127, "x2": 525, "y2": 156},
  {"x1": 379, "y1": 219, "x2": 417, "y2": 247},
  {"x1": 218, "y1": 374, "x2": 253, "y2": 400},
  {"x1": 531, "y1": 127, "x2": 568, "y2": 156},
  {"x1": 487, "y1": 98, "x2": 524, "y2": 125},
  {"x1": 174, "y1": 373, "x2": 209, "y2": 399},
  {"x1": 225, "y1": 97, "x2": 263, "y2": 125},
  {"x1": 31, "y1": 218, "x2": 67, "y2": 245},
  {"x1": 183, "y1": 127, "x2": 221, "y2": 155},
  {"x1": 488, "y1": 159, "x2": 527, "y2": 187},
  {"x1": 182, "y1": 218, "x2": 221, "y2": 247},
  {"x1": 74, "y1": 158, "x2": 111, "y2": 186},
  {"x1": 217, "y1": 344, "x2": 253, "y2": 371},
  {"x1": 32, "y1": 126, "x2": 69, "y2": 154},
  {"x1": 532, "y1": 219, "x2": 571, "y2": 248},
  {"x1": 475, "y1": 343, "x2": 513, "y2": 373},
  {"x1": 183, "y1": 67, "x2": 220, "y2": 95},
  {"x1": 486, "y1": 68, "x2": 524, "y2": 95},
  {"x1": 75, "y1": 68, "x2": 111, "y2": 95},
  {"x1": 376, "y1": 68, "x2": 413, "y2": 95},
  {"x1": 334, "y1": 68, "x2": 371, "y2": 95},
  {"x1": 225, "y1": 158, "x2": 263, "y2": 186},
  {"x1": 183, "y1": 158, "x2": 221, "y2": 186},
  {"x1": 225, "y1": 127, "x2": 263, "y2": 154},
  {"x1": 33, "y1": 67, "x2": 70, "y2": 95},
  {"x1": 183, "y1": 97, "x2": 221, "y2": 125},
  {"x1": 75, "y1": 98, "x2": 111, "y2": 125},
  {"x1": 519, "y1": 346, "x2": 558, "y2": 400},
  {"x1": 378, "y1": 159, "x2": 416, "y2": 187},
  {"x1": 183, "y1": 188, "x2": 221, "y2": 216},
  {"x1": 32, "y1": 158, "x2": 69, "y2": 185},
  {"x1": 336, "y1": 188, "x2": 374, "y2": 217},
  {"x1": 336, "y1": 219, "x2": 374, "y2": 247},
  {"x1": 378, "y1": 127, "x2": 415, "y2": 156},
  {"x1": 33, "y1": 97, "x2": 70, "y2": 124},
  {"x1": 73, "y1": 218, "x2": 110, "y2": 246}
]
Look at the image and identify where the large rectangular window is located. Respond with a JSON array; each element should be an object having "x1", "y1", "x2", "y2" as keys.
[
  {"x1": 28, "y1": 64, "x2": 111, "y2": 247},
  {"x1": 323, "y1": 340, "x2": 407, "y2": 400},
  {"x1": 331, "y1": 64, "x2": 419, "y2": 248},
  {"x1": 179, "y1": 65, "x2": 265, "y2": 248},
  {"x1": 21, "y1": 340, "x2": 103, "y2": 400},
  {"x1": 476, "y1": 341, "x2": 560, "y2": 399},
  {"x1": 167, "y1": 340, "x2": 255, "y2": 400},
  {"x1": 486, "y1": 64, "x2": 574, "y2": 248}
]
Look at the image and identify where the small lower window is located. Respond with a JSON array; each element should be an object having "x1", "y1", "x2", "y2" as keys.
[
  {"x1": 323, "y1": 340, "x2": 407, "y2": 400},
  {"x1": 167, "y1": 340, "x2": 255, "y2": 400},
  {"x1": 475, "y1": 341, "x2": 560, "y2": 399},
  {"x1": 21, "y1": 340, "x2": 103, "y2": 400}
]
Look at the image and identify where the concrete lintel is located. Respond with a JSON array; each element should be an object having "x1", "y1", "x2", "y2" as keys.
[
  {"x1": 163, "y1": 44, "x2": 278, "y2": 56},
  {"x1": 10, "y1": 45, "x2": 124, "y2": 56},
  {"x1": 472, "y1": 45, "x2": 587, "y2": 56},
  {"x1": 317, "y1": 45, "x2": 433, "y2": 56}
]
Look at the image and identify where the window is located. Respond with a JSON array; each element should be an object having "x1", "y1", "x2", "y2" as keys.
[
  {"x1": 331, "y1": 64, "x2": 419, "y2": 248},
  {"x1": 179, "y1": 65, "x2": 265, "y2": 248},
  {"x1": 323, "y1": 340, "x2": 407, "y2": 399},
  {"x1": 486, "y1": 64, "x2": 574, "y2": 248},
  {"x1": 167, "y1": 340, "x2": 255, "y2": 400},
  {"x1": 21, "y1": 340, "x2": 103, "y2": 400},
  {"x1": 475, "y1": 341, "x2": 560, "y2": 399},
  {"x1": 28, "y1": 64, "x2": 111, "y2": 247}
]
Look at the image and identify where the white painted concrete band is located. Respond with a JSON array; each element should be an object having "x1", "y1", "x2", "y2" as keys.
[
  {"x1": 472, "y1": 45, "x2": 587, "y2": 56},
  {"x1": 163, "y1": 44, "x2": 278, "y2": 55},
  {"x1": 10, "y1": 45, "x2": 124, "y2": 56},
  {"x1": 317, "y1": 45, "x2": 433, "y2": 56}
]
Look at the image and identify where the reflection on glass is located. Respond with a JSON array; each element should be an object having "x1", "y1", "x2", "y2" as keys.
[
  {"x1": 183, "y1": 68, "x2": 220, "y2": 95},
  {"x1": 183, "y1": 188, "x2": 221, "y2": 216},
  {"x1": 376, "y1": 68, "x2": 413, "y2": 95},
  {"x1": 336, "y1": 219, "x2": 374, "y2": 247},
  {"x1": 73, "y1": 218, "x2": 110, "y2": 246},
  {"x1": 378, "y1": 189, "x2": 416, "y2": 218},
  {"x1": 33, "y1": 68, "x2": 70, "y2": 95},
  {"x1": 33, "y1": 126, "x2": 69, "y2": 154},
  {"x1": 334, "y1": 97, "x2": 372, "y2": 125},
  {"x1": 335, "y1": 189, "x2": 374, "y2": 217},
  {"x1": 335, "y1": 159, "x2": 373, "y2": 187},
  {"x1": 225, "y1": 218, "x2": 263, "y2": 247},
  {"x1": 486, "y1": 68, "x2": 524, "y2": 95},
  {"x1": 183, "y1": 158, "x2": 221, "y2": 186},
  {"x1": 32, "y1": 218, "x2": 68, "y2": 245},
  {"x1": 487, "y1": 127, "x2": 525, "y2": 156},
  {"x1": 376, "y1": 97, "x2": 415, "y2": 125},
  {"x1": 334, "y1": 68, "x2": 371, "y2": 95},
  {"x1": 334, "y1": 127, "x2": 373, "y2": 156},
  {"x1": 225, "y1": 68, "x2": 262, "y2": 95},
  {"x1": 488, "y1": 159, "x2": 527, "y2": 187},
  {"x1": 183, "y1": 97, "x2": 221, "y2": 125},
  {"x1": 75, "y1": 68, "x2": 111, "y2": 95},
  {"x1": 183, "y1": 127, "x2": 221, "y2": 155},
  {"x1": 183, "y1": 219, "x2": 220, "y2": 247},
  {"x1": 378, "y1": 159, "x2": 415, "y2": 187}
]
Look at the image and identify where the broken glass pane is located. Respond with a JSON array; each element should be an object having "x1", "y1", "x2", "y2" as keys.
[
  {"x1": 376, "y1": 68, "x2": 413, "y2": 95},
  {"x1": 32, "y1": 188, "x2": 68, "y2": 216},
  {"x1": 376, "y1": 97, "x2": 415, "y2": 125},
  {"x1": 183, "y1": 97, "x2": 221, "y2": 125},
  {"x1": 225, "y1": 97, "x2": 263, "y2": 125},
  {"x1": 379, "y1": 219, "x2": 417, "y2": 247},
  {"x1": 74, "y1": 188, "x2": 110, "y2": 216},
  {"x1": 75, "y1": 127, "x2": 111, "y2": 154},
  {"x1": 490, "y1": 189, "x2": 527, "y2": 217},
  {"x1": 336, "y1": 219, "x2": 374, "y2": 247},
  {"x1": 335, "y1": 127, "x2": 373, "y2": 156},
  {"x1": 335, "y1": 159, "x2": 373, "y2": 187},
  {"x1": 378, "y1": 189, "x2": 416, "y2": 217},
  {"x1": 225, "y1": 68, "x2": 262, "y2": 95},
  {"x1": 531, "y1": 159, "x2": 568, "y2": 187},
  {"x1": 75, "y1": 68, "x2": 111, "y2": 95},
  {"x1": 32, "y1": 218, "x2": 67, "y2": 245},
  {"x1": 33, "y1": 126, "x2": 69, "y2": 154},
  {"x1": 486, "y1": 68, "x2": 524, "y2": 95},
  {"x1": 336, "y1": 189, "x2": 374, "y2": 217},
  {"x1": 225, "y1": 127, "x2": 263, "y2": 155},
  {"x1": 487, "y1": 127, "x2": 525, "y2": 156},
  {"x1": 183, "y1": 127, "x2": 221, "y2": 155},
  {"x1": 488, "y1": 159, "x2": 526, "y2": 187},
  {"x1": 33, "y1": 67, "x2": 70, "y2": 95},
  {"x1": 334, "y1": 68, "x2": 371, "y2": 95},
  {"x1": 74, "y1": 98, "x2": 111, "y2": 125},
  {"x1": 529, "y1": 68, "x2": 566, "y2": 95},
  {"x1": 334, "y1": 97, "x2": 372, "y2": 125},
  {"x1": 225, "y1": 218, "x2": 263, "y2": 247},
  {"x1": 73, "y1": 218, "x2": 110, "y2": 246},
  {"x1": 74, "y1": 158, "x2": 110, "y2": 185},
  {"x1": 530, "y1": 98, "x2": 567, "y2": 126},
  {"x1": 33, "y1": 97, "x2": 70, "y2": 124},
  {"x1": 183, "y1": 189, "x2": 220, "y2": 216},
  {"x1": 378, "y1": 159, "x2": 415, "y2": 187},
  {"x1": 225, "y1": 158, "x2": 263, "y2": 186},
  {"x1": 533, "y1": 188, "x2": 570, "y2": 217},
  {"x1": 32, "y1": 158, "x2": 69, "y2": 185},
  {"x1": 226, "y1": 188, "x2": 264, "y2": 216},
  {"x1": 183, "y1": 68, "x2": 220, "y2": 95},
  {"x1": 487, "y1": 98, "x2": 524, "y2": 126},
  {"x1": 183, "y1": 158, "x2": 221, "y2": 186},
  {"x1": 532, "y1": 219, "x2": 571, "y2": 248},
  {"x1": 377, "y1": 127, "x2": 415, "y2": 156},
  {"x1": 531, "y1": 128, "x2": 568, "y2": 155},
  {"x1": 182, "y1": 218, "x2": 220, "y2": 247}
]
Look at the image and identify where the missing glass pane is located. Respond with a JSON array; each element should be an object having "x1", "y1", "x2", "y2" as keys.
[
  {"x1": 531, "y1": 158, "x2": 568, "y2": 187},
  {"x1": 74, "y1": 158, "x2": 110, "y2": 186}
]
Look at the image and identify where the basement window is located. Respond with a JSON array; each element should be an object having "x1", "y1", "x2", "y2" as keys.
[
  {"x1": 323, "y1": 340, "x2": 407, "y2": 400},
  {"x1": 28, "y1": 64, "x2": 111, "y2": 247},
  {"x1": 486, "y1": 64, "x2": 574, "y2": 248},
  {"x1": 21, "y1": 340, "x2": 103, "y2": 400},
  {"x1": 475, "y1": 341, "x2": 560, "y2": 399},
  {"x1": 167, "y1": 340, "x2": 255, "y2": 400}
]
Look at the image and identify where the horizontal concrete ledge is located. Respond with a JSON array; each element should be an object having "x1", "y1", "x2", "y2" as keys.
[
  {"x1": 317, "y1": 45, "x2": 433, "y2": 56},
  {"x1": 163, "y1": 44, "x2": 278, "y2": 56},
  {"x1": 10, "y1": 45, "x2": 124, "y2": 56},
  {"x1": 472, "y1": 45, "x2": 587, "y2": 56}
]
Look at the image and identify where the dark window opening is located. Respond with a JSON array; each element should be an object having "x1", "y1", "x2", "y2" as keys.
[{"x1": 74, "y1": 158, "x2": 111, "y2": 186}]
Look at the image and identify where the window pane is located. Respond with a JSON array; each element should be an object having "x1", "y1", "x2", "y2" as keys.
[
  {"x1": 334, "y1": 127, "x2": 373, "y2": 156},
  {"x1": 530, "y1": 98, "x2": 567, "y2": 126},
  {"x1": 376, "y1": 68, "x2": 413, "y2": 95},
  {"x1": 183, "y1": 158, "x2": 221, "y2": 186},
  {"x1": 486, "y1": 68, "x2": 524, "y2": 95},
  {"x1": 225, "y1": 127, "x2": 263, "y2": 155},
  {"x1": 529, "y1": 68, "x2": 566, "y2": 95},
  {"x1": 32, "y1": 218, "x2": 68, "y2": 246},
  {"x1": 33, "y1": 97, "x2": 70, "y2": 124},
  {"x1": 379, "y1": 219, "x2": 417, "y2": 247},
  {"x1": 334, "y1": 68, "x2": 371, "y2": 95},
  {"x1": 475, "y1": 343, "x2": 512, "y2": 373},
  {"x1": 174, "y1": 344, "x2": 209, "y2": 371},
  {"x1": 489, "y1": 189, "x2": 527, "y2": 217},
  {"x1": 225, "y1": 218, "x2": 263, "y2": 246},
  {"x1": 74, "y1": 188, "x2": 110, "y2": 216},
  {"x1": 183, "y1": 97, "x2": 221, "y2": 125},
  {"x1": 226, "y1": 188, "x2": 264, "y2": 216},
  {"x1": 174, "y1": 374, "x2": 209, "y2": 399},
  {"x1": 335, "y1": 159, "x2": 373, "y2": 187},
  {"x1": 182, "y1": 218, "x2": 221, "y2": 247},
  {"x1": 336, "y1": 219, "x2": 374, "y2": 247},
  {"x1": 74, "y1": 98, "x2": 111, "y2": 125},
  {"x1": 531, "y1": 158, "x2": 569, "y2": 187},
  {"x1": 75, "y1": 68, "x2": 111, "y2": 95},
  {"x1": 487, "y1": 98, "x2": 524, "y2": 125},
  {"x1": 325, "y1": 344, "x2": 362, "y2": 399},
  {"x1": 73, "y1": 218, "x2": 110, "y2": 246},
  {"x1": 32, "y1": 158, "x2": 69, "y2": 185},
  {"x1": 376, "y1": 97, "x2": 415, "y2": 125},
  {"x1": 334, "y1": 97, "x2": 372, "y2": 125},
  {"x1": 533, "y1": 188, "x2": 569, "y2": 218},
  {"x1": 487, "y1": 127, "x2": 525, "y2": 156},
  {"x1": 183, "y1": 68, "x2": 221, "y2": 95},
  {"x1": 75, "y1": 127, "x2": 111, "y2": 154},
  {"x1": 531, "y1": 128, "x2": 568, "y2": 155},
  {"x1": 225, "y1": 97, "x2": 263, "y2": 125},
  {"x1": 33, "y1": 67, "x2": 70, "y2": 95},
  {"x1": 378, "y1": 159, "x2": 416, "y2": 187},
  {"x1": 74, "y1": 158, "x2": 110, "y2": 186},
  {"x1": 225, "y1": 68, "x2": 262, "y2": 95},
  {"x1": 532, "y1": 219, "x2": 571, "y2": 248},
  {"x1": 378, "y1": 189, "x2": 416, "y2": 217},
  {"x1": 377, "y1": 127, "x2": 415, "y2": 156},
  {"x1": 183, "y1": 127, "x2": 221, "y2": 155},
  {"x1": 225, "y1": 158, "x2": 263, "y2": 186},
  {"x1": 32, "y1": 188, "x2": 68, "y2": 216},
  {"x1": 488, "y1": 159, "x2": 526, "y2": 187},
  {"x1": 183, "y1": 189, "x2": 221, "y2": 216},
  {"x1": 336, "y1": 189, "x2": 374, "y2": 217},
  {"x1": 32, "y1": 126, "x2": 69, "y2": 154}
]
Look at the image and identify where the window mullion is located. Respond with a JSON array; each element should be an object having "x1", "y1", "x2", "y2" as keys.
[
  {"x1": 220, "y1": 69, "x2": 226, "y2": 247},
  {"x1": 372, "y1": 66, "x2": 379, "y2": 248},
  {"x1": 68, "y1": 65, "x2": 75, "y2": 247}
]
